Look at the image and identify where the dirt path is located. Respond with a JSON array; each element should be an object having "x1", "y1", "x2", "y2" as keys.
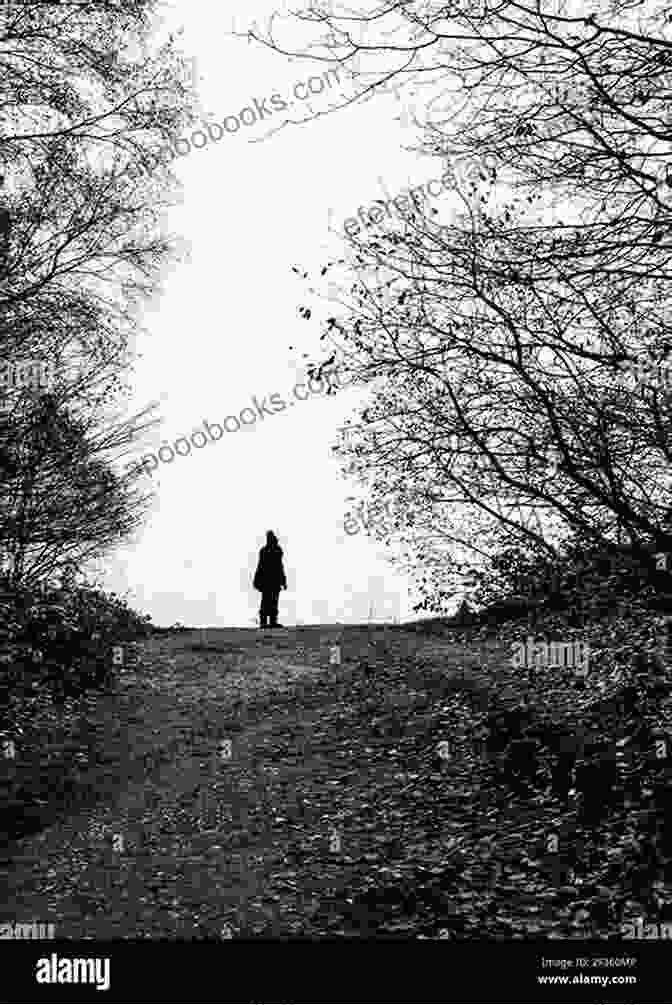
[
  {"x1": 0, "y1": 626, "x2": 463, "y2": 937},
  {"x1": 0, "y1": 625, "x2": 618, "y2": 939}
]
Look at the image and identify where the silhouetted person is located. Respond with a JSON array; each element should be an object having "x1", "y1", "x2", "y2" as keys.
[
  {"x1": 253, "y1": 530, "x2": 287, "y2": 628},
  {"x1": 0, "y1": 175, "x2": 11, "y2": 279}
]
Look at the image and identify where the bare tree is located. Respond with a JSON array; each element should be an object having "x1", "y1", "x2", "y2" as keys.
[
  {"x1": 0, "y1": 0, "x2": 191, "y2": 586},
  {"x1": 0, "y1": 391, "x2": 156, "y2": 587},
  {"x1": 0, "y1": 0, "x2": 195, "y2": 371},
  {"x1": 262, "y1": 1, "x2": 672, "y2": 605}
]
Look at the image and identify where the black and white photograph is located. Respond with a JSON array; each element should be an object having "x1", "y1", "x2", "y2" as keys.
[{"x1": 0, "y1": 0, "x2": 670, "y2": 1000}]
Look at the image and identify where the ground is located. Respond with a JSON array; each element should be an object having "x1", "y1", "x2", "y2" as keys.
[{"x1": 0, "y1": 623, "x2": 667, "y2": 938}]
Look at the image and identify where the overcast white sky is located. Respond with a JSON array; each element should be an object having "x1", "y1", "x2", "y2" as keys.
[{"x1": 97, "y1": 0, "x2": 469, "y2": 629}]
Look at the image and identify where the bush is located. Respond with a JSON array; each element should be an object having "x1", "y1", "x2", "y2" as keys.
[
  {"x1": 467, "y1": 536, "x2": 672, "y2": 627},
  {"x1": 0, "y1": 581, "x2": 152, "y2": 728},
  {"x1": 0, "y1": 581, "x2": 153, "y2": 843}
]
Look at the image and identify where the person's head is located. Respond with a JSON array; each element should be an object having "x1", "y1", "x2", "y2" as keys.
[{"x1": 266, "y1": 530, "x2": 279, "y2": 547}]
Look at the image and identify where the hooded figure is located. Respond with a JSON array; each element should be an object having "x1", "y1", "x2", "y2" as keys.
[
  {"x1": 0, "y1": 176, "x2": 10, "y2": 278},
  {"x1": 253, "y1": 531, "x2": 287, "y2": 628}
]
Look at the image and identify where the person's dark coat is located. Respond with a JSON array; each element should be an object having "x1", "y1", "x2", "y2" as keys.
[
  {"x1": 253, "y1": 532, "x2": 287, "y2": 592},
  {"x1": 0, "y1": 206, "x2": 10, "y2": 272}
]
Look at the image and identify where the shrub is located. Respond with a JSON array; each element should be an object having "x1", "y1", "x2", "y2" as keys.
[
  {"x1": 0, "y1": 581, "x2": 152, "y2": 842},
  {"x1": 0, "y1": 581, "x2": 152, "y2": 728}
]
